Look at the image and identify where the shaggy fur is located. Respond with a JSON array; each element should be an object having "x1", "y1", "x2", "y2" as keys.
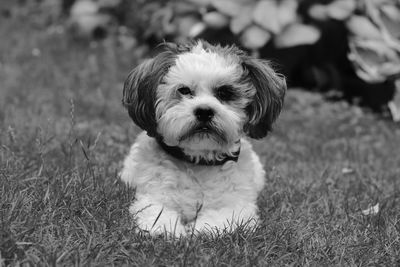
[{"x1": 120, "y1": 40, "x2": 286, "y2": 236}]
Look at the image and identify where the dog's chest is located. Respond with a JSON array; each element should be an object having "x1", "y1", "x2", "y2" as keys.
[
  {"x1": 122, "y1": 135, "x2": 264, "y2": 220},
  {"x1": 155, "y1": 161, "x2": 249, "y2": 220},
  {"x1": 181, "y1": 162, "x2": 238, "y2": 193},
  {"x1": 161, "y1": 160, "x2": 253, "y2": 203}
]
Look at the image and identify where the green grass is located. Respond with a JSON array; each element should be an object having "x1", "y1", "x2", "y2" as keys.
[{"x1": 1, "y1": 8, "x2": 400, "y2": 266}]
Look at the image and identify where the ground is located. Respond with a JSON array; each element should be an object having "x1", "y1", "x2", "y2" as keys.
[{"x1": 1, "y1": 7, "x2": 400, "y2": 266}]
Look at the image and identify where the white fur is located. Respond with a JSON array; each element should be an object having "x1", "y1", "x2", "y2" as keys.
[
  {"x1": 165, "y1": 44, "x2": 243, "y2": 92},
  {"x1": 155, "y1": 44, "x2": 254, "y2": 156},
  {"x1": 120, "y1": 132, "x2": 265, "y2": 236},
  {"x1": 120, "y1": 41, "x2": 283, "y2": 237}
]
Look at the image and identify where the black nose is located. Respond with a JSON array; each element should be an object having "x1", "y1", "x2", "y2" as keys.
[{"x1": 194, "y1": 107, "x2": 214, "y2": 122}]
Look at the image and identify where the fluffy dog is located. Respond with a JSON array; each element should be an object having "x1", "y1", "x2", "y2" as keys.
[{"x1": 120, "y1": 40, "x2": 286, "y2": 237}]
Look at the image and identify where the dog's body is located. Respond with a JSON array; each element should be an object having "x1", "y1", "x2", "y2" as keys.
[
  {"x1": 120, "y1": 41, "x2": 286, "y2": 236},
  {"x1": 121, "y1": 133, "x2": 264, "y2": 235}
]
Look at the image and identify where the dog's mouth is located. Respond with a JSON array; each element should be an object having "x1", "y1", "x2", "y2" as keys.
[
  {"x1": 193, "y1": 125, "x2": 212, "y2": 134},
  {"x1": 179, "y1": 123, "x2": 226, "y2": 143}
]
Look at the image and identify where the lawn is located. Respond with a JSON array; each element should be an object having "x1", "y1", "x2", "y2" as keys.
[{"x1": 1, "y1": 6, "x2": 400, "y2": 266}]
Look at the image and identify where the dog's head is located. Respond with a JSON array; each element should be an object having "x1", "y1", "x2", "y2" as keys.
[{"x1": 123, "y1": 41, "x2": 286, "y2": 158}]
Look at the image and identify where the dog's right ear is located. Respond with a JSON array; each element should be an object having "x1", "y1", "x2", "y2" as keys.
[
  {"x1": 122, "y1": 46, "x2": 177, "y2": 137},
  {"x1": 241, "y1": 57, "x2": 286, "y2": 139}
]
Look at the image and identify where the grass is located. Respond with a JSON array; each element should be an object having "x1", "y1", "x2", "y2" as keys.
[{"x1": 1, "y1": 6, "x2": 400, "y2": 266}]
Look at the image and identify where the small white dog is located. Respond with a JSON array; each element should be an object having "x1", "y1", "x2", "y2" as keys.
[{"x1": 120, "y1": 40, "x2": 286, "y2": 237}]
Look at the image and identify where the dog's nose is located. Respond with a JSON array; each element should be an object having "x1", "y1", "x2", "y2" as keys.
[{"x1": 194, "y1": 107, "x2": 214, "y2": 122}]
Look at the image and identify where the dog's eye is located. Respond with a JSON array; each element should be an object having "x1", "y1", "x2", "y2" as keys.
[
  {"x1": 177, "y1": 86, "x2": 192, "y2": 96},
  {"x1": 215, "y1": 85, "x2": 235, "y2": 101}
]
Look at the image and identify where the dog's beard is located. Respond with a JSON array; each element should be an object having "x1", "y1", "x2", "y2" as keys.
[
  {"x1": 159, "y1": 115, "x2": 241, "y2": 151},
  {"x1": 156, "y1": 101, "x2": 245, "y2": 153},
  {"x1": 176, "y1": 119, "x2": 234, "y2": 152},
  {"x1": 178, "y1": 122, "x2": 227, "y2": 144}
]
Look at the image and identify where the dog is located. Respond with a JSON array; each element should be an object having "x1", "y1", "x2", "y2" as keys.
[{"x1": 120, "y1": 40, "x2": 286, "y2": 237}]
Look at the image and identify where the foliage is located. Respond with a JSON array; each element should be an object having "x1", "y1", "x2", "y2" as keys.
[
  {"x1": 141, "y1": 0, "x2": 400, "y2": 82},
  {"x1": 66, "y1": 0, "x2": 400, "y2": 117},
  {"x1": 347, "y1": 0, "x2": 400, "y2": 83}
]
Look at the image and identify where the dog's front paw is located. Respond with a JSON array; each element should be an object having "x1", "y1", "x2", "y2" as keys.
[
  {"x1": 134, "y1": 219, "x2": 190, "y2": 238},
  {"x1": 147, "y1": 223, "x2": 189, "y2": 237},
  {"x1": 131, "y1": 203, "x2": 190, "y2": 238},
  {"x1": 191, "y1": 208, "x2": 259, "y2": 235}
]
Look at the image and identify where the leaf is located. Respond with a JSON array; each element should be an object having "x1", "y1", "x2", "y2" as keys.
[
  {"x1": 361, "y1": 203, "x2": 379, "y2": 216},
  {"x1": 97, "y1": 0, "x2": 120, "y2": 8},
  {"x1": 186, "y1": 0, "x2": 212, "y2": 7},
  {"x1": 380, "y1": 4, "x2": 400, "y2": 39},
  {"x1": 277, "y1": 0, "x2": 298, "y2": 28},
  {"x1": 274, "y1": 23, "x2": 320, "y2": 48},
  {"x1": 326, "y1": 0, "x2": 356, "y2": 20},
  {"x1": 189, "y1": 22, "x2": 207, "y2": 37},
  {"x1": 388, "y1": 101, "x2": 400, "y2": 122},
  {"x1": 308, "y1": 0, "x2": 356, "y2": 21},
  {"x1": 388, "y1": 82, "x2": 400, "y2": 122},
  {"x1": 212, "y1": 0, "x2": 248, "y2": 17},
  {"x1": 341, "y1": 167, "x2": 354, "y2": 174},
  {"x1": 230, "y1": 6, "x2": 253, "y2": 34},
  {"x1": 364, "y1": 0, "x2": 400, "y2": 52},
  {"x1": 173, "y1": 1, "x2": 200, "y2": 14},
  {"x1": 346, "y1": 15, "x2": 382, "y2": 40},
  {"x1": 151, "y1": 7, "x2": 174, "y2": 36},
  {"x1": 252, "y1": 0, "x2": 280, "y2": 33},
  {"x1": 174, "y1": 15, "x2": 202, "y2": 37},
  {"x1": 380, "y1": 4, "x2": 400, "y2": 22},
  {"x1": 240, "y1": 24, "x2": 271, "y2": 49},
  {"x1": 69, "y1": 13, "x2": 110, "y2": 38},
  {"x1": 348, "y1": 38, "x2": 400, "y2": 82},
  {"x1": 203, "y1": 11, "x2": 229, "y2": 29},
  {"x1": 70, "y1": 0, "x2": 99, "y2": 17},
  {"x1": 308, "y1": 4, "x2": 329, "y2": 21}
]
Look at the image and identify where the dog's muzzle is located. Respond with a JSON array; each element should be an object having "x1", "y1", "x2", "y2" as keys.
[{"x1": 178, "y1": 122, "x2": 227, "y2": 143}]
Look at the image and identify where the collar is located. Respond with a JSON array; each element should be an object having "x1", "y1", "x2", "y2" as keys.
[{"x1": 156, "y1": 139, "x2": 241, "y2": 166}]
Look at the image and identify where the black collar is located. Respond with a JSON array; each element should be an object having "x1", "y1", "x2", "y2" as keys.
[{"x1": 156, "y1": 139, "x2": 240, "y2": 166}]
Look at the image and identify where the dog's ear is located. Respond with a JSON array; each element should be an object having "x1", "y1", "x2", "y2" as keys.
[
  {"x1": 122, "y1": 46, "x2": 177, "y2": 137},
  {"x1": 242, "y1": 57, "x2": 286, "y2": 139}
]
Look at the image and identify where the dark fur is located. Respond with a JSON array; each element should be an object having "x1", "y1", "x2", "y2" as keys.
[
  {"x1": 122, "y1": 41, "x2": 286, "y2": 139},
  {"x1": 242, "y1": 58, "x2": 286, "y2": 139},
  {"x1": 122, "y1": 46, "x2": 177, "y2": 137}
]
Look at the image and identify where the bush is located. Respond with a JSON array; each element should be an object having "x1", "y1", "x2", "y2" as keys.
[{"x1": 66, "y1": 0, "x2": 400, "y2": 118}]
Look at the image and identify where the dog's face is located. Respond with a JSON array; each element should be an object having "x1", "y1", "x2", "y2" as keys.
[{"x1": 123, "y1": 41, "x2": 286, "y2": 156}]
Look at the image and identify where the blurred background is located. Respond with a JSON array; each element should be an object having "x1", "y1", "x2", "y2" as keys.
[
  {"x1": 1, "y1": 0, "x2": 400, "y2": 119},
  {"x1": 62, "y1": 0, "x2": 400, "y2": 118}
]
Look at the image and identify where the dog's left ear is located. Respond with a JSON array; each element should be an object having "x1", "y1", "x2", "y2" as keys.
[{"x1": 242, "y1": 57, "x2": 286, "y2": 139}]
